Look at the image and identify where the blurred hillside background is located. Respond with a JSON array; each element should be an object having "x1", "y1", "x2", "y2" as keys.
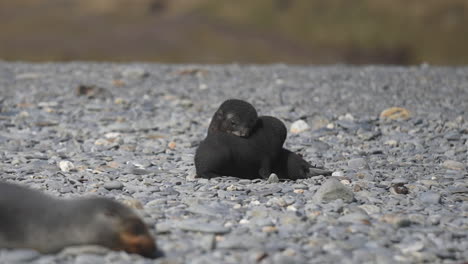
[{"x1": 1, "y1": 0, "x2": 467, "y2": 65}]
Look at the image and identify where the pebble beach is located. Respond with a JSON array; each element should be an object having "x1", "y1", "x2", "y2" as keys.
[{"x1": 0, "y1": 62, "x2": 467, "y2": 263}]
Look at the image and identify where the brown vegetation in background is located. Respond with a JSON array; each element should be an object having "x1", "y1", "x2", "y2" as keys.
[{"x1": 0, "y1": 0, "x2": 467, "y2": 64}]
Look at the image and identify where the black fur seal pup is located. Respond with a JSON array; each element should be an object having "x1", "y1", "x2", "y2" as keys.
[
  {"x1": 195, "y1": 114, "x2": 287, "y2": 179},
  {"x1": 196, "y1": 99, "x2": 332, "y2": 179},
  {"x1": 0, "y1": 182, "x2": 158, "y2": 258}
]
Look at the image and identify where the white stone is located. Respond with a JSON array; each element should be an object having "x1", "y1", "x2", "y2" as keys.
[
  {"x1": 59, "y1": 160, "x2": 75, "y2": 172},
  {"x1": 332, "y1": 171, "x2": 344, "y2": 177},
  {"x1": 121, "y1": 67, "x2": 148, "y2": 78},
  {"x1": 338, "y1": 113, "x2": 354, "y2": 121},
  {"x1": 385, "y1": 140, "x2": 398, "y2": 146},
  {"x1": 104, "y1": 132, "x2": 121, "y2": 139},
  {"x1": 290, "y1": 120, "x2": 310, "y2": 134},
  {"x1": 239, "y1": 219, "x2": 249, "y2": 224}
]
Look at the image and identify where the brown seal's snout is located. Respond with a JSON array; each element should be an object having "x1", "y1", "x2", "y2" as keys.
[
  {"x1": 119, "y1": 230, "x2": 158, "y2": 258},
  {"x1": 116, "y1": 218, "x2": 158, "y2": 258}
]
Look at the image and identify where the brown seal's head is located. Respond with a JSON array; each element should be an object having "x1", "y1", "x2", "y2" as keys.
[
  {"x1": 77, "y1": 197, "x2": 158, "y2": 258},
  {"x1": 208, "y1": 99, "x2": 258, "y2": 137}
]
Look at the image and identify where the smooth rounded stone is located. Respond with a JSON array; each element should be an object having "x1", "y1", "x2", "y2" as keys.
[
  {"x1": 328, "y1": 199, "x2": 345, "y2": 212},
  {"x1": 384, "y1": 139, "x2": 398, "y2": 147},
  {"x1": 379, "y1": 107, "x2": 411, "y2": 121},
  {"x1": 347, "y1": 224, "x2": 371, "y2": 234},
  {"x1": 313, "y1": 178, "x2": 355, "y2": 203},
  {"x1": 427, "y1": 214, "x2": 442, "y2": 225},
  {"x1": 199, "y1": 235, "x2": 215, "y2": 251},
  {"x1": 246, "y1": 207, "x2": 271, "y2": 219},
  {"x1": 0, "y1": 249, "x2": 40, "y2": 263},
  {"x1": 251, "y1": 218, "x2": 275, "y2": 227},
  {"x1": 444, "y1": 131, "x2": 461, "y2": 141},
  {"x1": 303, "y1": 139, "x2": 331, "y2": 152},
  {"x1": 448, "y1": 186, "x2": 468, "y2": 194},
  {"x1": 396, "y1": 241, "x2": 425, "y2": 254},
  {"x1": 266, "y1": 197, "x2": 289, "y2": 207},
  {"x1": 374, "y1": 251, "x2": 396, "y2": 264},
  {"x1": 335, "y1": 119, "x2": 359, "y2": 130},
  {"x1": 186, "y1": 168, "x2": 198, "y2": 181},
  {"x1": 120, "y1": 198, "x2": 144, "y2": 209},
  {"x1": 391, "y1": 178, "x2": 409, "y2": 184},
  {"x1": 175, "y1": 220, "x2": 230, "y2": 234},
  {"x1": 291, "y1": 183, "x2": 308, "y2": 190},
  {"x1": 217, "y1": 235, "x2": 264, "y2": 250},
  {"x1": 58, "y1": 160, "x2": 75, "y2": 172},
  {"x1": 238, "y1": 179, "x2": 253, "y2": 185},
  {"x1": 189, "y1": 255, "x2": 221, "y2": 264},
  {"x1": 347, "y1": 158, "x2": 368, "y2": 169},
  {"x1": 30, "y1": 255, "x2": 58, "y2": 264},
  {"x1": 252, "y1": 186, "x2": 283, "y2": 197},
  {"x1": 267, "y1": 173, "x2": 279, "y2": 183},
  {"x1": 290, "y1": 120, "x2": 310, "y2": 134},
  {"x1": 407, "y1": 214, "x2": 426, "y2": 225},
  {"x1": 155, "y1": 221, "x2": 172, "y2": 234},
  {"x1": 332, "y1": 171, "x2": 344, "y2": 177},
  {"x1": 271, "y1": 253, "x2": 305, "y2": 264},
  {"x1": 419, "y1": 191, "x2": 441, "y2": 205},
  {"x1": 74, "y1": 254, "x2": 106, "y2": 264},
  {"x1": 103, "y1": 181, "x2": 124, "y2": 190},
  {"x1": 128, "y1": 167, "x2": 151, "y2": 175},
  {"x1": 442, "y1": 160, "x2": 465, "y2": 170},
  {"x1": 280, "y1": 185, "x2": 295, "y2": 194},
  {"x1": 444, "y1": 171, "x2": 465, "y2": 180},
  {"x1": 358, "y1": 204, "x2": 381, "y2": 215},
  {"x1": 186, "y1": 200, "x2": 232, "y2": 217},
  {"x1": 121, "y1": 67, "x2": 149, "y2": 79},
  {"x1": 338, "y1": 213, "x2": 370, "y2": 224}
]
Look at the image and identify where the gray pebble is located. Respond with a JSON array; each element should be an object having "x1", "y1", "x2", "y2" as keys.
[
  {"x1": 267, "y1": 173, "x2": 280, "y2": 183},
  {"x1": 313, "y1": 178, "x2": 355, "y2": 203},
  {"x1": 348, "y1": 158, "x2": 368, "y2": 169},
  {"x1": 442, "y1": 160, "x2": 465, "y2": 170},
  {"x1": 338, "y1": 212, "x2": 370, "y2": 224},
  {"x1": 103, "y1": 181, "x2": 124, "y2": 190},
  {"x1": 75, "y1": 254, "x2": 106, "y2": 264},
  {"x1": 0, "y1": 249, "x2": 40, "y2": 263},
  {"x1": 176, "y1": 220, "x2": 231, "y2": 234},
  {"x1": 419, "y1": 191, "x2": 441, "y2": 204}
]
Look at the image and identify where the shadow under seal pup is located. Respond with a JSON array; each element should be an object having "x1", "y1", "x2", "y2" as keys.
[{"x1": 0, "y1": 181, "x2": 159, "y2": 258}]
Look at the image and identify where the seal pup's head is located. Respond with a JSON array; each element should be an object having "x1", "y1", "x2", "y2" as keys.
[{"x1": 208, "y1": 99, "x2": 258, "y2": 137}]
